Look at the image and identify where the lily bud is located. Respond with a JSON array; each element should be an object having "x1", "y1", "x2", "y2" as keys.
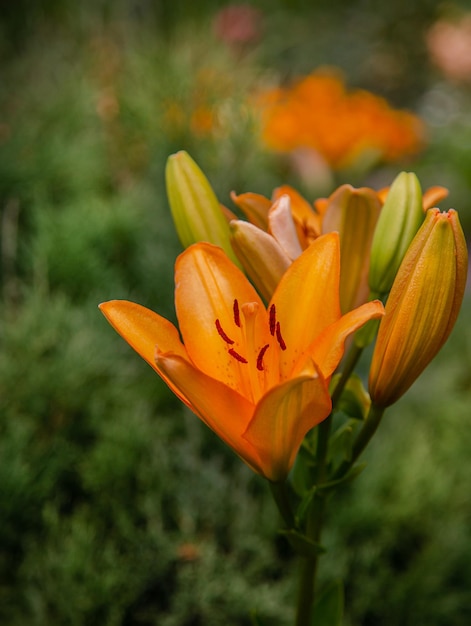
[
  {"x1": 369, "y1": 171, "x2": 424, "y2": 298},
  {"x1": 229, "y1": 219, "x2": 291, "y2": 302},
  {"x1": 322, "y1": 184, "x2": 382, "y2": 313},
  {"x1": 369, "y1": 209, "x2": 468, "y2": 408},
  {"x1": 165, "y1": 151, "x2": 239, "y2": 265}
]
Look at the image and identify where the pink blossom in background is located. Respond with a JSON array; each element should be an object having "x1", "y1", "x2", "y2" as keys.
[
  {"x1": 427, "y1": 15, "x2": 471, "y2": 82},
  {"x1": 213, "y1": 3, "x2": 263, "y2": 49}
]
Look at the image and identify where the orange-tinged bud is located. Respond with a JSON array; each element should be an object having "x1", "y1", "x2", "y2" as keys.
[
  {"x1": 369, "y1": 209, "x2": 468, "y2": 407},
  {"x1": 322, "y1": 184, "x2": 382, "y2": 313},
  {"x1": 166, "y1": 151, "x2": 239, "y2": 265},
  {"x1": 369, "y1": 171, "x2": 424, "y2": 298},
  {"x1": 229, "y1": 219, "x2": 291, "y2": 301}
]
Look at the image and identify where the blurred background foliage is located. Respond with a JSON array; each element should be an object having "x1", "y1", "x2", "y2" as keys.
[{"x1": 1, "y1": 0, "x2": 470, "y2": 624}]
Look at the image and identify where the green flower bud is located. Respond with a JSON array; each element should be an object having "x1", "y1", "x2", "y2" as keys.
[
  {"x1": 369, "y1": 171, "x2": 424, "y2": 298},
  {"x1": 165, "y1": 151, "x2": 239, "y2": 265}
]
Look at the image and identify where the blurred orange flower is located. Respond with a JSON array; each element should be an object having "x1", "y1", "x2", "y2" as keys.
[{"x1": 259, "y1": 71, "x2": 425, "y2": 169}]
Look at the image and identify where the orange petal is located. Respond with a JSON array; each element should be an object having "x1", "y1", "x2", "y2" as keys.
[
  {"x1": 99, "y1": 300, "x2": 190, "y2": 406},
  {"x1": 175, "y1": 242, "x2": 268, "y2": 390},
  {"x1": 307, "y1": 300, "x2": 384, "y2": 379},
  {"x1": 243, "y1": 373, "x2": 331, "y2": 481},
  {"x1": 271, "y1": 233, "x2": 341, "y2": 377},
  {"x1": 230, "y1": 191, "x2": 272, "y2": 230},
  {"x1": 220, "y1": 202, "x2": 238, "y2": 222},
  {"x1": 422, "y1": 185, "x2": 449, "y2": 210},
  {"x1": 155, "y1": 351, "x2": 263, "y2": 473}
]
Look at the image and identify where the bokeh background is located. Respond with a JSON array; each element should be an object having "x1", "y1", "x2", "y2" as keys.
[{"x1": 1, "y1": 1, "x2": 471, "y2": 624}]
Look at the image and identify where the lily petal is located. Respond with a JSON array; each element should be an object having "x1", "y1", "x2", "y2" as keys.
[
  {"x1": 230, "y1": 191, "x2": 272, "y2": 230},
  {"x1": 175, "y1": 243, "x2": 268, "y2": 389},
  {"x1": 306, "y1": 300, "x2": 385, "y2": 379},
  {"x1": 271, "y1": 233, "x2": 341, "y2": 377},
  {"x1": 155, "y1": 351, "x2": 262, "y2": 473},
  {"x1": 243, "y1": 373, "x2": 331, "y2": 481},
  {"x1": 99, "y1": 300, "x2": 190, "y2": 405},
  {"x1": 422, "y1": 185, "x2": 449, "y2": 210}
]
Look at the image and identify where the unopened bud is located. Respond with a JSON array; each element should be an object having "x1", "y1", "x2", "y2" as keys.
[
  {"x1": 369, "y1": 171, "x2": 424, "y2": 298},
  {"x1": 165, "y1": 151, "x2": 239, "y2": 265},
  {"x1": 369, "y1": 209, "x2": 468, "y2": 407}
]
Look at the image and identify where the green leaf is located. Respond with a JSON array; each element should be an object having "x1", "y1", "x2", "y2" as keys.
[
  {"x1": 279, "y1": 529, "x2": 325, "y2": 558},
  {"x1": 331, "y1": 373, "x2": 371, "y2": 420},
  {"x1": 319, "y1": 463, "x2": 367, "y2": 493},
  {"x1": 311, "y1": 580, "x2": 344, "y2": 626},
  {"x1": 328, "y1": 422, "x2": 354, "y2": 466}
]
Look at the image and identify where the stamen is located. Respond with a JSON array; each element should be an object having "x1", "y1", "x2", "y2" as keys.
[
  {"x1": 215, "y1": 319, "x2": 234, "y2": 344},
  {"x1": 256, "y1": 344, "x2": 270, "y2": 371},
  {"x1": 269, "y1": 304, "x2": 276, "y2": 336},
  {"x1": 228, "y1": 348, "x2": 248, "y2": 364},
  {"x1": 276, "y1": 321, "x2": 286, "y2": 350},
  {"x1": 233, "y1": 299, "x2": 241, "y2": 327}
]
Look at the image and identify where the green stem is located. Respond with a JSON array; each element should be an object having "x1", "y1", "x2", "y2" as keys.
[
  {"x1": 295, "y1": 414, "x2": 332, "y2": 625},
  {"x1": 333, "y1": 402, "x2": 385, "y2": 481},
  {"x1": 331, "y1": 342, "x2": 364, "y2": 409},
  {"x1": 269, "y1": 480, "x2": 295, "y2": 529},
  {"x1": 350, "y1": 402, "x2": 385, "y2": 465},
  {"x1": 294, "y1": 343, "x2": 366, "y2": 624}
]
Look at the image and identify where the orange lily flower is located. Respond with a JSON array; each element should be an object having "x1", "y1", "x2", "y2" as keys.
[{"x1": 100, "y1": 236, "x2": 383, "y2": 481}]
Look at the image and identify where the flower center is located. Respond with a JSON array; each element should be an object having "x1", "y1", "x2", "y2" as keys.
[{"x1": 215, "y1": 299, "x2": 286, "y2": 400}]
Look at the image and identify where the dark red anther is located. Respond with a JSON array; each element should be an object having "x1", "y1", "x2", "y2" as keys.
[
  {"x1": 233, "y1": 299, "x2": 241, "y2": 327},
  {"x1": 256, "y1": 344, "x2": 270, "y2": 371},
  {"x1": 269, "y1": 304, "x2": 276, "y2": 336},
  {"x1": 276, "y1": 321, "x2": 286, "y2": 350},
  {"x1": 228, "y1": 348, "x2": 248, "y2": 364},
  {"x1": 215, "y1": 319, "x2": 235, "y2": 344}
]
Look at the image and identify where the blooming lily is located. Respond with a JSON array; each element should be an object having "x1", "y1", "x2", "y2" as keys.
[{"x1": 100, "y1": 236, "x2": 383, "y2": 481}]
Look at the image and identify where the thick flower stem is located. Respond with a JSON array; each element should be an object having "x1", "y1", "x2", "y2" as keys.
[
  {"x1": 295, "y1": 414, "x2": 332, "y2": 625},
  {"x1": 295, "y1": 344, "x2": 365, "y2": 625},
  {"x1": 269, "y1": 480, "x2": 295, "y2": 529},
  {"x1": 350, "y1": 402, "x2": 385, "y2": 464}
]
